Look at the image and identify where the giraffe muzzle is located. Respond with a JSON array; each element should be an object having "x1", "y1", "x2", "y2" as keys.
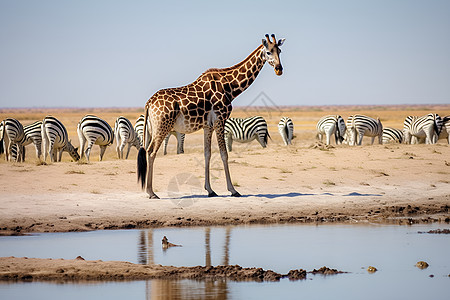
[{"x1": 275, "y1": 65, "x2": 283, "y2": 76}]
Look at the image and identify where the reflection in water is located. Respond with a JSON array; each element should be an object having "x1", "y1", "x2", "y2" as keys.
[
  {"x1": 205, "y1": 228, "x2": 211, "y2": 267},
  {"x1": 137, "y1": 227, "x2": 232, "y2": 299}
]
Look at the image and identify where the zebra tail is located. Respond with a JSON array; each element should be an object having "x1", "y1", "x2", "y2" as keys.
[
  {"x1": 433, "y1": 119, "x2": 440, "y2": 136},
  {"x1": 0, "y1": 120, "x2": 4, "y2": 155},
  {"x1": 137, "y1": 147, "x2": 147, "y2": 189}
]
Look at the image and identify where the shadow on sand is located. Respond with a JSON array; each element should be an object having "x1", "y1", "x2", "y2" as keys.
[{"x1": 170, "y1": 191, "x2": 382, "y2": 200}]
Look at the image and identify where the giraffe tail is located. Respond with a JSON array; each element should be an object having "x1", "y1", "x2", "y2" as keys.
[{"x1": 137, "y1": 147, "x2": 147, "y2": 189}]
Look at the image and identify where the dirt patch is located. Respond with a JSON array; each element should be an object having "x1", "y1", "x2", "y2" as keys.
[{"x1": 0, "y1": 257, "x2": 344, "y2": 282}]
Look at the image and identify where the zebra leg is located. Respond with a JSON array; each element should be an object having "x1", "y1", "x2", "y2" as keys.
[
  {"x1": 178, "y1": 133, "x2": 185, "y2": 154},
  {"x1": 215, "y1": 123, "x2": 240, "y2": 197},
  {"x1": 370, "y1": 136, "x2": 375, "y2": 145},
  {"x1": 118, "y1": 139, "x2": 127, "y2": 159},
  {"x1": 99, "y1": 145, "x2": 107, "y2": 161},
  {"x1": 125, "y1": 143, "x2": 132, "y2": 159},
  {"x1": 58, "y1": 148, "x2": 64, "y2": 162},
  {"x1": 326, "y1": 132, "x2": 331, "y2": 146},
  {"x1": 35, "y1": 140, "x2": 42, "y2": 160},
  {"x1": 4, "y1": 136, "x2": 11, "y2": 161},
  {"x1": 163, "y1": 134, "x2": 170, "y2": 155},
  {"x1": 176, "y1": 132, "x2": 184, "y2": 154},
  {"x1": 116, "y1": 135, "x2": 122, "y2": 159},
  {"x1": 224, "y1": 133, "x2": 232, "y2": 152},
  {"x1": 85, "y1": 140, "x2": 95, "y2": 162}
]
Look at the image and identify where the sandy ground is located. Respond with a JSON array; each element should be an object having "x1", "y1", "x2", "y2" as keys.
[
  {"x1": 1, "y1": 129, "x2": 449, "y2": 235},
  {"x1": 1, "y1": 256, "x2": 329, "y2": 281}
]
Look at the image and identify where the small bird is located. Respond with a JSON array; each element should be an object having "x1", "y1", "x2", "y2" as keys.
[{"x1": 162, "y1": 236, "x2": 182, "y2": 249}]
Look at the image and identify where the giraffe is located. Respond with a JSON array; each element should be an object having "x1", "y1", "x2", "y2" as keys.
[{"x1": 138, "y1": 34, "x2": 285, "y2": 199}]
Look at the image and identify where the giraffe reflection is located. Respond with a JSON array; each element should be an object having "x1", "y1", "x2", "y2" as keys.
[{"x1": 138, "y1": 228, "x2": 232, "y2": 299}]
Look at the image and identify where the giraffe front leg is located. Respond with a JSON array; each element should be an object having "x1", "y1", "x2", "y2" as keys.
[
  {"x1": 215, "y1": 124, "x2": 240, "y2": 197},
  {"x1": 203, "y1": 126, "x2": 217, "y2": 197}
]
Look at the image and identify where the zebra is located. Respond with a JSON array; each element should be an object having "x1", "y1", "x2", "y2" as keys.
[
  {"x1": 41, "y1": 116, "x2": 80, "y2": 162},
  {"x1": 135, "y1": 114, "x2": 185, "y2": 155},
  {"x1": 438, "y1": 116, "x2": 450, "y2": 144},
  {"x1": 316, "y1": 115, "x2": 346, "y2": 145},
  {"x1": 114, "y1": 116, "x2": 141, "y2": 159},
  {"x1": 1, "y1": 118, "x2": 25, "y2": 161},
  {"x1": 77, "y1": 115, "x2": 114, "y2": 162},
  {"x1": 163, "y1": 131, "x2": 185, "y2": 155},
  {"x1": 382, "y1": 127, "x2": 404, "y2": 144},
  {"x1": 21, "y1": 120, "x2": 43, "y2": 160},
  {"x1": 345, "y1": 115, "x2": 383, "y2": 146},
  {"x1": 278, "y1": 117, "x2": 294, "y2": 145},
  {"x1": 135, "y1": 114, "x2": 151, "y2": 150},
  {"x1": 224, "y1": 116, "x2": 270, "y2": 152},
  {"x1": 403, "y1": 113, "x2": 442, "y2": 144}
]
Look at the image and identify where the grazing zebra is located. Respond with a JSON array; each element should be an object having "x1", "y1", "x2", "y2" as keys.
[
  {"x1": 1, "y1": 118, "x2": 25, "y2": 161},
  {"x1": 278, "y1": 117, "x2": 294, "y2": 145},
  {"x1": 135, "y1": 114, "x2": 184, "y2": 155},
  {"x1": 21, "y1": 121, "x2": 43, "y2": 160},
  {"x1": 382, "y1": 127, "x2": 403, "y2": 144},
  {"x1": 403, "y1": 113, "x2": 442, "y2": 144},
  {"x1": 114, "y1": 116, "x2": 141, "y2": 159},
  {"x1": 438, "y1": 116, "x2": 450, "y2": 144},
  {"x1": 224, "y1": 116, "x2": 270, "y2": 152},
  {"x1": 163, "y1": 131, "x2": 185, "y2": 155},
  {"x1": 316, "y1": 115, "x2": 346, "y2": 145},
  {"x1": 345, "y1": 115, "x2": 383, "y2": 146},
  {"x1": 41, "y1": 116, "x2": 80, "y2": 162},
  {"x1": 77, "y1": 115, "x2": 114, "y2": 162}
]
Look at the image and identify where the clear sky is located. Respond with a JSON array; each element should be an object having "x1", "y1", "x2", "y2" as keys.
[{"x1": 1, "y1": 0, "x2": 449, "y2": 108}]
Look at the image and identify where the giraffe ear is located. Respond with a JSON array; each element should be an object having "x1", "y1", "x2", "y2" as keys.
[
  {"x1": 277, "y1": 38, "x2": 285, "y2": 47},
  {"x1": 262, "y1": 39, "x2": 269, "y2": 48}
]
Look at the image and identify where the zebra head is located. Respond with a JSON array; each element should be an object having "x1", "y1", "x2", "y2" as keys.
[
  {"x1": 65, "y1": 140, "x2": 80, "y2": 161},
  {"x1": 262, "y1": 34, "x2": 285, "y2": 76}
]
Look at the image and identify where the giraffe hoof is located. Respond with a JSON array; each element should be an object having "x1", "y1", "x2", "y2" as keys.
[
  {"x1": 149, "y1": 194, "x2": 160, "y2": 199},
  {"x1": 208, "y1": 191, "x2": 218, "y2": 197},
  {"x1": 231, "y1": 192, "x2": 241, "y2": 197}
]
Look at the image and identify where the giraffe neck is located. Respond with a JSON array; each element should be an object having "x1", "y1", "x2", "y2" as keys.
[{"x1": 197, "y1": 44, "x2": 266, "y2": 101}]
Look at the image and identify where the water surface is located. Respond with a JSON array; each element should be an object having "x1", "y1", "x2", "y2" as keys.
[{"x1": 0, "y1": 223, "x2": 449, "y2": 299}]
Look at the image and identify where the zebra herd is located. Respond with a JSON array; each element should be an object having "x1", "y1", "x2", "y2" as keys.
[
  {"x1": 0, "y1": 114, "x2": 295, "y2": 163},
  {"x1": 2, "y1": 111, "x2": 448, "y2": 162},
  {"x1": 316, "y1": 113, "x2": 450, "y2": 146}
]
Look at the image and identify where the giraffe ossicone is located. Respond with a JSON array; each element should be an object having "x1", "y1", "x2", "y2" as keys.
[{"x1": 137, "y1": 34, "x2": 285, "y2": 199}]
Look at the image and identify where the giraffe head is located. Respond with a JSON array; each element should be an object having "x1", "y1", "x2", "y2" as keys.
[{"x1": 262, "y1": 34, "x2": 285, "y2": 76}]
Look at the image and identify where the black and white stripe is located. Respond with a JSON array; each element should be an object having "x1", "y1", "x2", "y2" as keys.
[
  {"x1": 382, "y1": 127, "x2": 403, "y2": 144},
  {"x1": 278, "y1": 117, "x2": 294, "y2": 145},
  {"x1": 224, "y1": 116, "x2": 269, "y2": 152},
  {"x1": 77, "y1": 115, "x2": 114, "y2": 162},
  {"x1": 403, "y1": 113, "x2": 442, "y2": 144},
  {"x1": 134, "y1": 114, "x2": 151, "y2": 150},
  {"x1": 1, "y1": 118, "x2": 25, "y2": 161},
  {"x1": 42, "y1": 116, "x2": 80, "y2": 162},
  {"x1": 438, "y1": 116, "x2": 450, "y2": 144},
  {"x1": 22, "y1": 120, "x2": 43, "y2": 160},
  {"x1": 114, "y1": 116, "x2": 141, "y2": 159},
  {"x1": 316, "y1": 115, "x2": 346, "y2": 145},
  {"x1": 163, "y1": 131, "x2": 185, "y2": 155},
  {"x1": 345, "y1": 115, "x2": 383, "y2": 146}
]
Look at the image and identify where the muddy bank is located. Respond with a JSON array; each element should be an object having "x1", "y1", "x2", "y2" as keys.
[{"x1": 0, "y1": 257, "x2": 344, "y2": 282}]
